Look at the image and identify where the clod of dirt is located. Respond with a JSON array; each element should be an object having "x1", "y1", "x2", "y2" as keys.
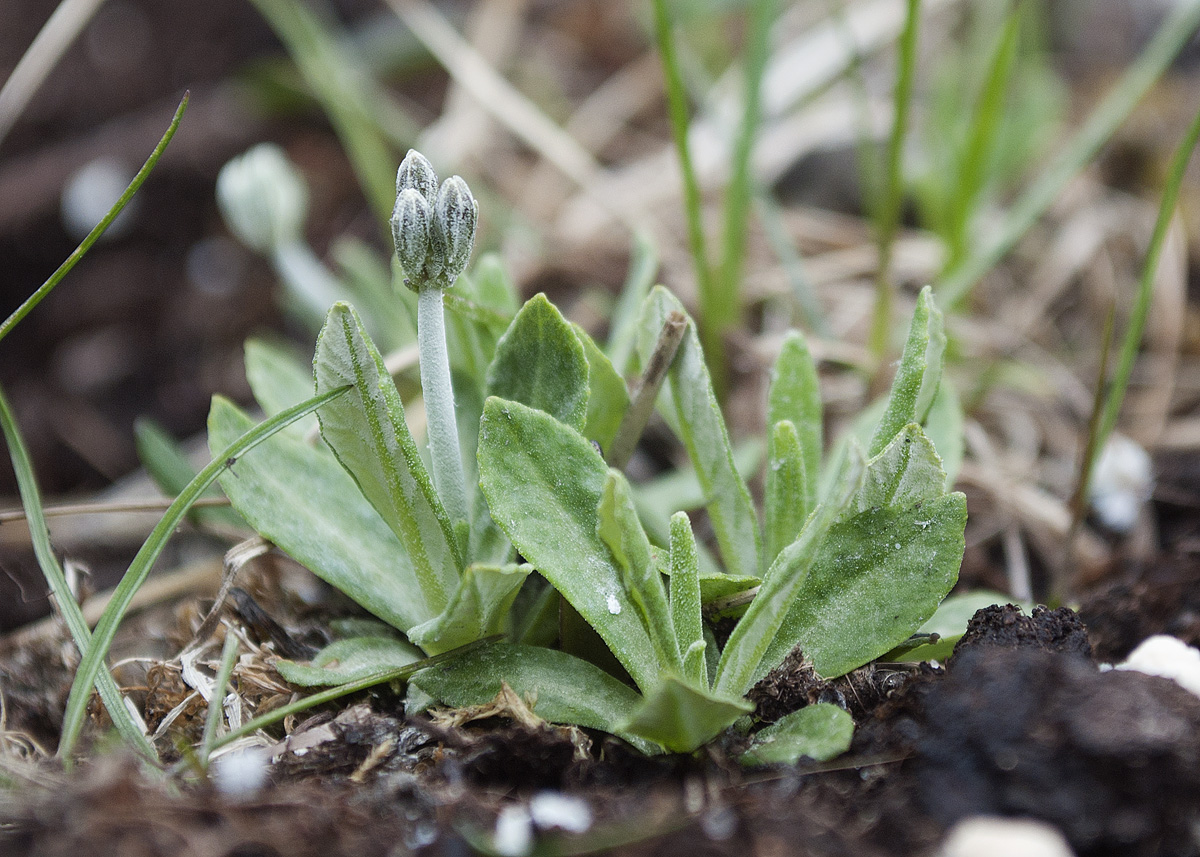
[
  {"x1": 953, "y1": 604, "x2": 1093, "y2": 659},
  {"x1": 915, "y1": 646, "x2": 1200, "y2": 856},
  {"x1": 748, "y1": 648, "x2": 920, "y2": 723}
]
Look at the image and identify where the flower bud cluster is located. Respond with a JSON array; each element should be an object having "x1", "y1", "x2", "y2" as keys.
[{"x1": 390, "y1": 150, "x2": 478, "y2": 292}]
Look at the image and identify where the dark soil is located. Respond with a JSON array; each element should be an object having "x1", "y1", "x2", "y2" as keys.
[{"x1": 5, "y1": 588, "x2": 1200, "y2": 857}]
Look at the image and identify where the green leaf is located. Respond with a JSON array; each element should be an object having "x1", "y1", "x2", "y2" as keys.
[
  {"x1": 486, "y1": 294, "x2": 590, "y2": 432},
  {"x1": 332, "y1": 237, "x2": 415, "y2": 352},
  {"x1": 407, "y1": 564, "x2": 531, "y2": 654},
  {"x1": 761, "y1": 427, "x2": 966, "y2": 680},
  {"x1": 409, "y1": 640, "x2": 652, "y2": 749},
  {"x1": 669, "y1": 512, "x2": 706, "y2": 687},
  {"x1": 599, "y1": 470, "x2": 682, "y2": 674},
  {"x1": 715, "y1": 449, "x2": 866, "y2": 698},
  {"x1": 847, "y1": 424, "x2": 948, "y2": 515},
  {"x1": 477, "y1": 397, "x2": 659, "y2": 691},
  {"x1": 620, "y1": 676, "x2": 751, "y2": 753},
  {"x1": 637, "y1": 287, "x2": 761, "y2": 579},
  {"x1": 768, "y1": 331, "x2": 822, "y2": 511},
  {"x1": 209, "y1": 397, "x2": 430, "y2": 632},
  {"x1": 315, "y1": 302, "x2": 461, "y2": 615},
  {"x1": 275, "y1": 636, "x2": 424, "y2": 687},
  {"x1": 867, "y1": 286, "x2": 946, "y2": 456},
  {"x1": 764, "y1": 420, "x2": 808, "y2": 565},
  {"x1": 576, "y1": 326, "x2": 630, "y2": 454},
  {"x1": 244, "y1": 338, "x2": 318, "y2": 435},
  {"x1": 741, "y1": 703, "x2": 854, "y2": 766}
]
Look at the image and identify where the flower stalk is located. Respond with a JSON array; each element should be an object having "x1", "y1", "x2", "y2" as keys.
[{"x1": 391, "y1": 150, "x2": 478, "y2": 540}]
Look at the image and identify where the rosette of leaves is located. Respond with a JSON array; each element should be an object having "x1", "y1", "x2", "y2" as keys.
[{"x1": 207, "y1": 149, "x2": 965, "y2": 756}]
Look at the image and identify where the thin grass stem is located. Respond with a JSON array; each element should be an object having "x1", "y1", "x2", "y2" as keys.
[
  {"x1": 0, "y1": 93, "x2": 189, "y2": 345},
  {"x1": 869, "y1": 0, "x2": 922, "y2": 369},
  {"x1": 938, "y1": 0, "x2": 1200, "y2": 306},
  {"x1": 715, "y1": 0, "x2": 777, "y2": 343},
  {"x1": 199, "y1": 631, "x2": 241, "y2": 766},
  {"x1": 0, "y1": 384, "x2": 155, "y2": 760},
  {"x1": 1094, "y1": 99, "x2": 1200, "y2": 457},
  {"x1": 651, "y1": 0, "x2": 718, "y2": 377},
  {"x1": 57, "y1": 386, "x2": 350, "y2": 761}
]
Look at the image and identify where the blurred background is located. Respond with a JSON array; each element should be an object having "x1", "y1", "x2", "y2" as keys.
[{"x1": 3, "y1": 0, "x2": 1200, "y2": 634}]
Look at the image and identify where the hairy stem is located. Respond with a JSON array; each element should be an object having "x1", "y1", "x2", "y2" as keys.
[{"x1": 418, "y1": 286, "x2": 470, "y2": 539}]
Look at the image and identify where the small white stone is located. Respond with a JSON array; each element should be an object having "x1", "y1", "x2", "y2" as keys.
[
  {"x1": 210, "y1": 748, "x2": 270, "y2": 799},
  {"x1": 529, "y1": 792, "x2": 592, "y2": 833},
  {"x1": 938, "y1": 816, "x2": 1075, "y2": 857},
  {"x1": 1115, "y1": 635, "x2": 1200, "y2": 700},
  {"x1": 493, "y1": 805, "x2": 533, "y2": 857},
  {"x1": 1089, "y1": 434, "x2": 1153, "y2": 533}
]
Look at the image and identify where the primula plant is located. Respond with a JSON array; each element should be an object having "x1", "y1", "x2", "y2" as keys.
[{"x1": 208, "y1": 149, "x2": 967, "y2": 760}]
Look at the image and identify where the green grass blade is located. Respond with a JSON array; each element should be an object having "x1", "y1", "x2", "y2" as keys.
[
  {"x1": 943, "y1": 1, "x2": 1022, "y2": 269},
  {"x1": 714, "y1": 0, "x2": 778, "y2": 344},
  {"x1": 1094, "y1": 100, "x2": 1200, "y2": 462},
  {"x1": 0, "y1": 93, "x2": 188, "y2": 344},
  {"x1": 868, "y1": 0, "x2": 922, "y2": 366},
  {"x1": 199, "y1": 632, "x2": 241, "y2": 766},
  {"x1": 651, "y1": 0, "x2": 719, "y2": 378},
  {"x1": 0, "y1": 385, "x2": 156, "y2": 760},
  {"x1": 57, "y1": 386, "x2": 349, "y2": 759},
  {"x1": 938, "y1": 0, "x2": 1200, "y2": 306}
]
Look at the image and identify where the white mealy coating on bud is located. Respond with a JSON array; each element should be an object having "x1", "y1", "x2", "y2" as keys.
[
  {"x1": 216, "y1": 143, "x2": 308, "y2": 254},
  {"x1": 392, "y1": 188, "x2": 436, "y2": 288},
  {"x1": 433, "y1": 175, "x2": 478, "y2": 287},
  {"x1": 395, "y1": 148, "x2": 439, "y2": 204}
]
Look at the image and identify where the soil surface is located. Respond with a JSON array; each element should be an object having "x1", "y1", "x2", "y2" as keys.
[{"x1": 4, "y1": 582, "x2": 1200, "y2": 857}]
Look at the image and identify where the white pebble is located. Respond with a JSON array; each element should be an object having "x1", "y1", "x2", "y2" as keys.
[
  {"x1": 493, "y1": 805, "x2": 533, "y2": 857},
  {"x1": 529, "y1": 792, "x2": 592, "y2": 833},
  {"x1": 1115, "y1": 635, "x2": 1200, "y2": 699},
  {"x1": 210, "y1": 748, "x2": 270, "y2": 799},
  {"x1": 938, "y1": 817, "x2": 1075, "y2": 857},
  {"x1": 1089, "y1": 434, "x2": 1153, "y2": 533}
]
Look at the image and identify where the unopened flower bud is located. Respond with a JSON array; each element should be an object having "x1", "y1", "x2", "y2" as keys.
[
  {"x1": 433, "y1": 175, "x2": 478, "y2": 287},
  {"x1": 217, "y1": 143, "x2": 308, "y2": 254},
  {"x1": 395, "y1": 149, "x2": 438, "y2": 204},
  {"x1": 392, "y1": 188, "x2": 435, "y2": 290}
]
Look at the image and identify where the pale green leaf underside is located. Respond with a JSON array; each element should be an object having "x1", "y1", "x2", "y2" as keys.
[
  {"x1": 409, "y1": 640, "x2": 652, "y2": 751},
  {"x1": 741, "y1": 703, "x2": 854, "y2": 766},
  {"x1": 486, "y1": 293, "x2": 589, "y2": 432},
  {"x1": 407, "y1": 564, "x2": 531, "y2": 655},
  {"x1": 275, "y1": 636, "x2": 424, "y2": 687},
  {"x1": 619, "y1": 675, "x2": 751, "y2": 753},
  {"x1": 209, "y1": 397, "x2": 428, "y2": 632},
  {"x1": 245, "y1": 337, "x2": 318, "y2": 431},
  {"x1": 315, "y1": 302, "x2": 460, "y2": 615},
  {"x1": 637, "y1": 286, "x2": 761, "y2": 579},
  {"x1": 477, "y1": 397, "x2": 659, "y2": 690}
]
